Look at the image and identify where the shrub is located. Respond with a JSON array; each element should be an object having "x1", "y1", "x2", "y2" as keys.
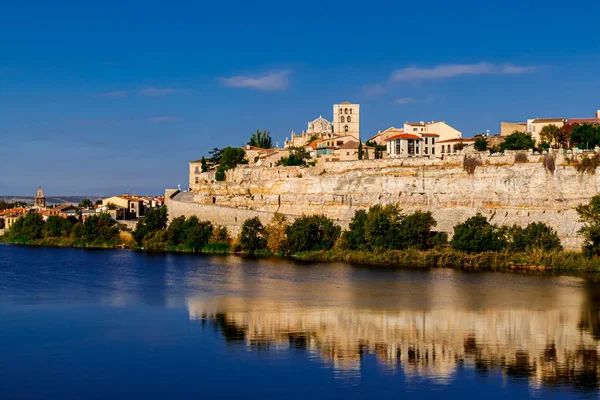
[
  {"x1": 215, "y1": 166, "x2": 226, "y2": 181},
  {"x1": 431, "y1": 232, "x2": 448, "y2": 248},
  {"x1": 134, "y1": 206, "x2": 168, "y2": 245},
  {"x1": 575, "y1": 153, "x2": 600, "y2": 174},
  {"x1": 500, "y1": 131, "x2": 535, "y2": 151},
  {"x1": 474, "y1": 137, "x2": 488, "y2": 152},
  {"x1": 396, "y1": 211, "x2": 437, "y2": 250},
  {"x1": 239, "y1": 217, "x2": 266, "y2": 255},
  {"x1": 342, "y1": 209, "x2": 369, "y2": 250},
  {"x1": 450, "y1": 214, "x2": 506, "y2": 253},
  {"x1": 283, "y1": 215, "x2": 341, "y2": 254},
  {"x1": 181, "y1": 216, "x2": 213, "y2": 252},
  {"x1": 542, "y1": 154, "x2": 555, "y2": 173},
  {"x1": 503, "y1": 222, "x2": 562, "y2": 252},
  {"x1": 463, "y1": 155, "x2": 482, "y2": 175},
  {"x1": 514, "y1": 152, "x2": 528, "y2": 163},
  {"x1": 577, "y1": 195, "x2": 600, "y2": 255},
  {"x1": 210, "y1": 226, "x2": 230, "y2": 243},
  {"x1": 143, "y1": 230, "x2": 168, "y2": 251},
  {"x1": 5, "y1": 212, "x2": 45, "y2": 241},
  {"x1": 265, "y1": 213, "x2": 289, "y2": 253},
  {"x1": 363, "y1": 204, "x2": 403, "y2": 250}
]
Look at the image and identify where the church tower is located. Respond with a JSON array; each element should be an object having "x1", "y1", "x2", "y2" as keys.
[
  {"x1": 333, "y1": 101, "x2": 360, "y2": 140},
  {"x1": 34, "y1": 187, "x2": 46, "y2": 208}
]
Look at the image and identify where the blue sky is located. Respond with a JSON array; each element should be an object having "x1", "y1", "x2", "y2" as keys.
[{"x1": 1, "y1": 0, "x2": 599, "y2": 195}]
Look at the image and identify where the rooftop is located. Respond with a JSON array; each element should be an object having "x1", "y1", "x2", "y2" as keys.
[{"x1": 386, "y1": 134, "x2": 422, "y2": 141}]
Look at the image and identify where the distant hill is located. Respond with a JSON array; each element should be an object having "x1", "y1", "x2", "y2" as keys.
[{"x1": 0, "y1": 196, "x2": 103, "y2": 206}]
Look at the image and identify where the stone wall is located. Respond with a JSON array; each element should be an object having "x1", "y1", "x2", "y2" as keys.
[{"x1": 170, "y1": 152, "x2": 599, "y2": 249}]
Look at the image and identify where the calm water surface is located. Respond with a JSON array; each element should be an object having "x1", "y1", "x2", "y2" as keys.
[{"x1": 2, "y1": 245, "x2": 600, "y2": 399}]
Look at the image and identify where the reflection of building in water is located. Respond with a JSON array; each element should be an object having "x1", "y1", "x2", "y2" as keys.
[{"x1": 189, "y1": 297, "x2": 600, "y2": 390}]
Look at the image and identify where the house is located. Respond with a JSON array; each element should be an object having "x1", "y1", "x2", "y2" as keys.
[
  {"x1": 501, "y1": 118, "x2": 566, "y2": 144},
  {"x1": 436, "y1": 138, "x2": 477, "y2": 156},
  {"x1": 403, "y1": 121, "x2": 462, "y2": 142},
  {"x1": 565, "y1": 110, "x2": 600, "y2": 126},
  {"x1": 315, "y1": 135, "x2": 372, "y2": 161},
  {"x1": 368, "y1": 127, "x2": 405, "y2": 145},
  {"x1": 386, "y1": 134, "x2": 423, "y2": 158},
  {"x1": 101, "y1": 195, "x2": 145, "y2": 219}
]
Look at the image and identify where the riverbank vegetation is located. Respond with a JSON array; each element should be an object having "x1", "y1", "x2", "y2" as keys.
[{"x1": 5, "y1": 195, "x2": 600, "y2": 272}]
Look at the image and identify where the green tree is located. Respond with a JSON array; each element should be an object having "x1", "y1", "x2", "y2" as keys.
[
  {"x1": 265, "y1": 213, "x2": 289, "y2": 253},
  {"x1": 79, "y1": 198, "x2": 93, "y2": 209},
  {"x1": 6, "y1": 212, "x2": 45, "y2": 240},
  {"x1": 576, "y1": 195, "x2": 600, "y2": 255},
  {"x1": 43, "y1": 216, "x2": 73, "y2": 238},
  {"x1": 397, "y1": 211, "x2": 437, "y2": 250},
  {"x1": 358, "y1": 141, "x2": 364, "y2": 160},
  {"x1": 181, "y1": 216, "x2": 213, "y2": 252},
  {"x1": 450, "y1": 214, "x2": 506, "y2": 253},
  {"x1": 220, "y1": 147, "x2": 247, "y2": 169},
  {"x1": 166, "y1": 216, "x2": 186, "y2": 246},
  {"x1": 503, "y1": 222, "x2": 562, "y2": 252},
  {"x1": 474, "y1": 137, "x2": 488, "y2": 152},
  {"x1": 500, "y1": 131, "x2": 535, "y2": 151},
  {"x1": 363, "y1": 204, "x2": 403, "y2": 250},
  {"x1": 571, "y1": 123, "x2": 598, "y2": 149},
  {"x1": 283, "y1": 215, "x2": 341, "y2": 254},
  {"x1": 276, "y1": 147, "x2": 311, "y2": 167},
  {"x1": 539, "y1": 125, "x2": 561, "y2": 148},
  {"x1": 201, "y1": 156, "x2": 208, "y2": 172},
  {"x1": 215, "y1": 166, "x2": 226, "y2": 181},
  {"x1": 342, "y1": 209, "x2": 368, "y2": 250},
  {"x1": 134, "y1": 206, "x2": 168, "y2": 245},
  {"x1": 95, "y1": 199, "x2": 103, "y2": 206},
  {"x1": 239, "y1": 217, "x2": 267, "y2": 255},
  {"x1": 249, "y1": 129, "x2": 273, "y2": 149},
  {"x1": 81, "y1": 213, "x2": 119, "y2": 244},
  {"x1": 142, "y1": 230, "x2": 168, "y2": 251}
]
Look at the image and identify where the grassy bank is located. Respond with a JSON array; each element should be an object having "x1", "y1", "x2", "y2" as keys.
[
  {"x1": 292, "y1": 248, "x2": 600, "y2": 272},
  {"x1": 4, "y1": 235, "x2": 600, "y2": 273}
]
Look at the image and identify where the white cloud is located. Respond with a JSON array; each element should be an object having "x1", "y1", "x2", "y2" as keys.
[
  {"x1": 362, "y1": 84, "x2": 386, "y2": 97},
  {"x1": 390, "y1": 62, "x2": 538, "y2": 82},
  {"x1": 140, "y1": 87, "x2": 184, "y2": 96},
  {"x1": 149, "y1": 116, "x2": 182, "y2": 124},
  {"x1": 97, "y1": 90, "x2": 128, "y2": 98},
  {"x1": 394, "y1": 97, "x2": 417, "y2": 105},
  {"x1": 219, "y1": 70, "x2": 291, "y2": 91}
]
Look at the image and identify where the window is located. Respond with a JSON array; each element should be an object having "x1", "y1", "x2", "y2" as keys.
[
  {"x1": 344, "y1": 108, "x2": 348, "y2": 114},
  {"x1": 347, "y1": 116, "x2": 351, "y2": 123},
  {"x1": 424, "y1": 147, "x2": 428, "y2": 154},
  {"x1": 441, "y1": 145, "x2": 445, "y2": 153},
  {"x1": 346, "y1": 152, "x2": 350, "y2": 156},
  {"x1": 425, "y1": 137, "x2": 428, "y2": 144},
  {"x1": 413, "y1": 128, "x2": 417, "y2": 132},
  {"x1": 350, "y1": 108, "x2": 352, "y2": 114},
  {"x1": 195, "y1": 177, "x2": 199, "y2": 183},
  {"x1": 432, "y1": 147, "x2": 435, "y2": 154},
  {"x1": 432, "y1": 138, "x2": 435, "y2": 145},
  {"x1": 344, "y1": 125, "x2": 349, "y2": 132},
  {"x1": 341, "y1": 116, "x2": 345, "y2": 123},
  {"x1": 195, "y1": 166, "x2": 199, "y2": 173},
  {"x1": 395, "y1": 139, "x2": 401, "y2": 154}
]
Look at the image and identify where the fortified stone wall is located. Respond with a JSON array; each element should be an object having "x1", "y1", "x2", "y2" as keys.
[{"x1": 169, "y1": 152, "x2": 599, "y2": 249}]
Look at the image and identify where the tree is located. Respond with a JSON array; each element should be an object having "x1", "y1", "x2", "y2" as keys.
[
  {"x1": 502, "y1": 222, "x2": 562, "y2": 252},
  {"x1": 265, "y1": 213, "x2": 289, "y2": 253},
  {"x1": 215, "y1": 166, "x2": 226, "y2": 181},
  {"x1": 6, "y1": 212, "x2": 45, "y2": 240},
  {"x1": 201, "y1": 156, "x2": 208, "y2": 172},
  {"x1": 79, "y1": 198, "x2": 93, "y2": 209},
  {"x1": 577, "y1": 195, "x2": 600, "y2": 255},
  {"x1": 557, "y1": 124, "x2": 573, "y2": 148},
  {"x1": 363, "y1": 204, "x2": 404, "y2": 250},
  {"x1": 365, "y1": 140, "x2": 386, "y2": 159},
  {"x1": 95, "y1": 199, "x2": 103, "y2": 206},
  {"x1": 571, "y1": 123, "x2": 598, "y2": 149},
  {"x1": 276, "y1": 147, "x2": 311, "y2": 167},
  {"x1": 133, "y1": 206, "x2": 168, "y2": 245},
  {"x1": 166, "y1": 216, "x2": 186, "y2": 247},
  {"x1": 342, "y1": 209, "x2": 369, "y2": 250},
  {"x1": 220, "y1": 147, "x2": 247, "y2": 169},
  {"x1": 397, "y1": 211, "x2": 437, "y2": 250},
  {"x1": 82, "y1": 213, "x2": 119, "y2": 244},
  {"x1": 539, "y1": 125, "x2": 561, "y2": 148},
  {"x1": 500, "y1": 131, "x2": 535, "y2": 151},
  {"x1": 358, "y1": 141, "x2": 364, "y2": 160},
  {"x1": 43, "y1": 216, "x2": 73, "y2": 238},
  {"x1": 249, "y1": 130, "x2": 273, "y2": 149},
  {"x1": 239, "y1": 217, "x2": 267, "y2": 255},
  {"x1": 209, "y1": 148, "x2": 223, "y2": 165},
  {"x1": 474, "y1": 137, "x2": 488, "y2": 152},
  {"x1": 283, "y1": 215, "x2": 341, "y2": 254},
  {"x1": 181, "y1": 216, "x2": 213, "y2": 252},
  {"x1": 450, "y1": 214, "x2": 506, "y2": 253}
]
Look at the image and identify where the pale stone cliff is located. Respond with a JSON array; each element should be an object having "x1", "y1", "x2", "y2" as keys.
[{"x1": 168, "y1": 152, "x2": 599, "y2": 249}]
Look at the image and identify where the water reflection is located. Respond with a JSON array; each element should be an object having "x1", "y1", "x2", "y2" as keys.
[{"x1": 188, "y1": 277, "x2": 600, "y2": 392}]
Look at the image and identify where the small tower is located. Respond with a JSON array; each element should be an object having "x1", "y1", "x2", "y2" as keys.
[
  {"x1": 34, "y1": 187, "x2": 46, "y2": 208},
  {"x1": 333, "y1": 101, "x2": 360, "y2": 140}
]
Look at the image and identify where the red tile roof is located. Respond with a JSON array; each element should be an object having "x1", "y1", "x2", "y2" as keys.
[
  {"x1": 566, "y1": 118, "x2": 600, "y2": 126},
  {"x1": 386, "y1": 134, "x2": 422, "y2": 141}
]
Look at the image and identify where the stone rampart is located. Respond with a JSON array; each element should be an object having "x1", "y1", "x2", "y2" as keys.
[{"x1": 170, "y1": 152, "x2": 599, "y2": 249}]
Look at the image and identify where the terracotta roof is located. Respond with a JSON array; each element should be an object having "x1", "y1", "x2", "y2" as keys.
[
  {"x1": 421, "y1": 133, "x2": 440, "y2": 137},
  {"x1": 386, "y1": 134, "x2": 422, "y2": 141},
  {"x1": 566, "y1": 118, "x2": 600, "y2": 126},
  {"x1": 307, "y1": 139, "x2": 321, "y2": 149},
  {"x1": 532, "y1": 118, "x2": 565, "y2": 123},
  {"x1": 243, "y1": 145, "x2": 267, "y2": 151}
]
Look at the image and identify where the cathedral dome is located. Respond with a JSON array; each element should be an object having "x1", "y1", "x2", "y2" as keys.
[{"x1": 307, "y1": 116, "x2": 333, "y2": 134}]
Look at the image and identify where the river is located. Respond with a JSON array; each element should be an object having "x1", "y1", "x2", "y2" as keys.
[{"x1": 2, "y1": 245, "x2": 600, "y2": 399}]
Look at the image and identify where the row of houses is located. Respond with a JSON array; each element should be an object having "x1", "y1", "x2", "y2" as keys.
[{"x1": 501, "y1": 110, "x2": 600, "y2": 143}]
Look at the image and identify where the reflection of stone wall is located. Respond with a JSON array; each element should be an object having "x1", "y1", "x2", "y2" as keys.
[
  {"x1": 188, "y1": 298, "x2": 600, "y2": 388},
  {"x1": 171, "y1": 155, "x2": 598, "y2": 248}
]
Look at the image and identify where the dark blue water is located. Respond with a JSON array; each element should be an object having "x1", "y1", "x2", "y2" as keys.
[{"x1": 2, "y1": 245, "x2": 600, "y2": 399}]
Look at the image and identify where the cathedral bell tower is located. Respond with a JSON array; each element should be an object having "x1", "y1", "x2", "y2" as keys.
[{"x1": 34, "y1": 187, "x2": 46, "y2": 208}]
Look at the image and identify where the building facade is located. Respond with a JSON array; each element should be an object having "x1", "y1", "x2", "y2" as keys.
[{"x1": 333, "y1": 102, "x2": 360, "y2": 140}]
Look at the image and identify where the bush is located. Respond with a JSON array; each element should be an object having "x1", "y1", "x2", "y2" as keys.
[
  {"x1": 342, "y1": 209, "x2": 369, "y2": 250},
  {"x1": 265, "y1": 213, "x2": 289, "y2": 253},
  {"x1": 215, "y1": 166, "x2": 226, "y2": 181},
  {"x1": 134, "y1": 206, "x2": 168, "y2": 245},
  {"x1": 450, "y1": 214, "x2": 506, "y2": 253},
  {"x1": 363, "y1": 204, "x2": 403, "y2": 250},
  {"x1": 542, "y1": 154, "x2": 555, "y2": 173},
  {"x1": 283, "y1": 215, "x2": 341, "y2": 254},
  {"x1": 276, "y1": 147, "x2": 311, "y2": 167},
  {"x1": 503, "y1": 222, "x2": 562, "y2": 252},
  {"x1": 143, "y1": 230, "x2": 168, "y2": 251},
  {"x1": 396, "y1": 211, "x2": 437, "y2": 250},
  {"x1": 500, "y1": 131, "x2": 535, "y2": 151},
  {"x1": 239, "y1": 217, "x2": 266, "y2": 255},
  {"x1": 431, "y1": 232, "x2": 448, "y2": 248},
  {"x1": 575, "y1": 153, "x2": 600, "y2": 174},
  {"x1": 514, "y1": 152, "x2": 528, "y2": 163},
  {"x1": 463, "y1": 155, "x2": 482, "y2": 175},
  {"x1": 5, "y1": 212, "x2": 45, "y2": 240},
  {"x1": 474, "y1": 137, "x2": 488, "y2": 152},
  {"x1": 181, "y1": 216, "x2": 213, "y2": 252},
  {"x1": 577, "y1": 195, "x2": 600, "y2": 255}
]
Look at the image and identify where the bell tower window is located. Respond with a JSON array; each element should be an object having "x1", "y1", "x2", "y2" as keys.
[
  {"x1": 341, "y1": 116, "x2": 345, "y2": 123},
  {"x1": 344, "y1": 125, "x2": 349, "y2": 133},
  {"x1": 347, "y1": 116, "x2": 351, "y2": 123}
]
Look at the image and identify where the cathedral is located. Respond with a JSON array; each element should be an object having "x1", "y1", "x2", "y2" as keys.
[{"x1": 284, "y1": 102, "x2": 360, "y2": 148}]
